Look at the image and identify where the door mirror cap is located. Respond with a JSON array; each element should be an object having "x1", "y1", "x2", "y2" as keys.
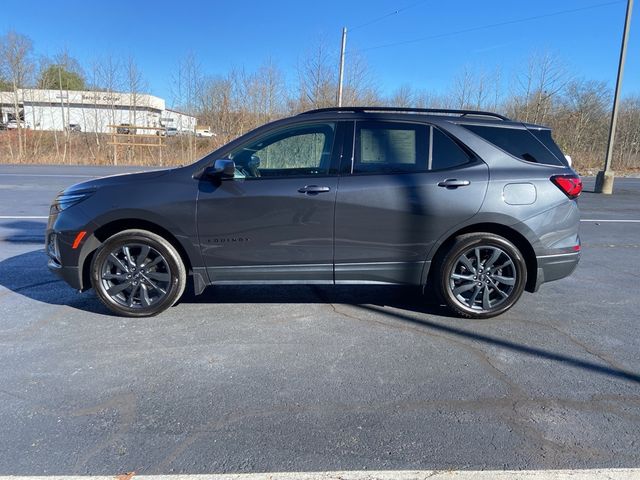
[{"x1": 207, "y1": 159, "x2": 236, "y2": 178}]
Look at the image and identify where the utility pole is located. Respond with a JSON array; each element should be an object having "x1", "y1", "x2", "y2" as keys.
[
  {"x1": 337, "y1": 27, "x2": 347, "y2": 107},
  {"x1": 595, "y1": 0, "x2": 634, "y2": 194}
]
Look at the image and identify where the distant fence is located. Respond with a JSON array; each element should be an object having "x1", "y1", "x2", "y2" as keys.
[{"x1": 107, "y1": 125, "x2": 165, "y2": 166}]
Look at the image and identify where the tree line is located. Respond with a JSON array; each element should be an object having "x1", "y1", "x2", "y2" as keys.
[{"x1": 1, "y1": 30, "x2": 638, "y2": 171}]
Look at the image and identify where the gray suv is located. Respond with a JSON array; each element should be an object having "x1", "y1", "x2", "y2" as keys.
[{"x1": 46, "y1": 107, "x2": 582, "y2": 318}]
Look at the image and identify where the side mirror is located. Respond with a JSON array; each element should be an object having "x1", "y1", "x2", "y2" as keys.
[{"x1": 206, "y1": 159, "x2": 236, "y2": 179}]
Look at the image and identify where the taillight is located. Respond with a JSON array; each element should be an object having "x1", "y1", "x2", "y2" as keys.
[{"x1": 551, "y1": 175, "x2": 582, "y2": 199}]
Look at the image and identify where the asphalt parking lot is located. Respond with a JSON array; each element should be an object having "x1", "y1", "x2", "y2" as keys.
[{"x1": 0, "y1": 165, "x2": 639, "y2": 475}]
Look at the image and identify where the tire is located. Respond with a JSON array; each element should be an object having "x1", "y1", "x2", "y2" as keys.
[
  {"x1": 91, "y1": 229, "x2": 186, "y2": 317},
  {"x1": 434, "y1": 233, "x2": 527, "y2": 319}
]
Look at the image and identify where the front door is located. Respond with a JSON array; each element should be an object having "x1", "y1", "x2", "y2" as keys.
[
  {"x1": 197, "y1": 121, "x2": 343, "y2": 283},
  {"x1": 334, "y1": 120, "x2": 489, "y2": 284}
]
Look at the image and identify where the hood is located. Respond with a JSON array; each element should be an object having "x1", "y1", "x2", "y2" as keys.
[{"x1": 62, "y1": 168, "x2": 174, "y2": 194}]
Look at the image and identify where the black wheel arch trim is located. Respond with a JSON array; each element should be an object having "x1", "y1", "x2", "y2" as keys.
[
  {"x1": 420, "y1": 214, "x2": 540, "y2": 294},
  {"x1": 74, "y1": 211, "x2": 206, "y2": 291}
]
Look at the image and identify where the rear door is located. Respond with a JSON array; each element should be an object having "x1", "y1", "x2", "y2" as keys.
[{"x1": 334, "y1": 120, "x2": 489, "y2": 284}]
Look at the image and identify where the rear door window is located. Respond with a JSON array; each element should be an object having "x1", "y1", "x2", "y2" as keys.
[
  {"x1": 354, "y1": 121, "x2": 428, "y2": 174},
  {"x1": 462, "y1": 124, "x2": 565, "y2": 166},
  {"x1": 350, "y1": 122, "x2": 474, "y2": 174}
]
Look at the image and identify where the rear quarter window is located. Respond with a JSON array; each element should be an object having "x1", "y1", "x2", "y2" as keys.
[
  {"x1": 462, "y1": 124, "x2": 565, "y2": 166},
  {"x1": 431, "y1": 128, "x2": 473, "y2": 170},
  {"x1": 529, "y1": 129, "x2": 568, "y2": 166}
]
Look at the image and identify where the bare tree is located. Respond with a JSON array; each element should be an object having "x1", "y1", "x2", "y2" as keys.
[
  {"x1": 450, "y1": 66, "x2": 502, "y2": 111},
  {"x1": 509, "y1": 51, "x2": 570, "y2": 124},
  {"x1": 553, "y1": 79, "x2": 610, "y2": 167},
  {"x1": 126, "y1": 56, "x2": 147, "y2": 127},
  {"x1": 413, "y1": 90, "x2": 452, "y2": 109},
  {"x1": 296, "y1": 39, "x2": 336, "y2": 110},
  {"x1": 171, "y1": 52, "x2": 203, "y2": 162},
  {"x1": 613, "y1": 96, "x2": 640, "y2": 170},
  {"x1": 244, "y1": 58, "x2": 287, "y2": 123},
  {"x1": 0, "y1": 31, "x2": 35, "y2": 160},
  {"x1": 123, "y1": 56, "x2": 148, "y2": 163},
  {"x1": 451, "y1": 67, "x2": 473, "y2": 109},
  {"x1": 90, "y1": 55, "x2": 124, "y2": 165},
  {"x1": 389, "y1": 84, "x2": 415, "y2": 107},
  {"x1": 341, "y1": 49, "x2": 379, "y2": 106},
  {"x1": 172, "y1": 52, "x2": 202, "y2": 116},
  {"x1": 95, "y1": 55, "x2": 123, "y2": 136},
  {"x1": 198, "y1": 74, "x2": 235, "y2": 142}
]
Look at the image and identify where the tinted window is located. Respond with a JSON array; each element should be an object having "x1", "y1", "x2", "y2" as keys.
[
  {"x1": 530, "y1": 129, "x2": 568, "y2": 166},
  {"x1": 431, "y1": 128, "x2": 472, "y2": 170},
  {"x1": 230, "y1": 123, "x2": 335, "y2": 178},
  {"x1": 354, "y1": 121, "x2": 428, "y2": 174},
  {"x1": 462, "y1": 124, "x2": 564, "y2": 166}
]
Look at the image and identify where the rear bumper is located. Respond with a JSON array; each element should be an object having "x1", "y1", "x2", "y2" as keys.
[{"x1": 532, "y1": 251, "x2": 580, "y2": 292}]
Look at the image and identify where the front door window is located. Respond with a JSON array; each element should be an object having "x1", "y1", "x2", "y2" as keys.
[{"x1": 229, "y1": 123, "x2": 336, "y2": 178}]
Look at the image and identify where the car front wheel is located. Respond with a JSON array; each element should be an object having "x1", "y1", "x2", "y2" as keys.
[
  {"x1": 435, "y1": 233, "x2": 527, "y2": 319},
  {"x1": 91, "y1": 229, "x2": 186, "y2": 317}
]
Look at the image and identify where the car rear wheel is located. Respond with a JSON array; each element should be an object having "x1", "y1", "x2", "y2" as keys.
[
  {"x1": 435, "y1": 233, "x2": 527, "y2": 319},
  {"x1": 91, "y1": 229, "x2": 186, "y2": 317}
]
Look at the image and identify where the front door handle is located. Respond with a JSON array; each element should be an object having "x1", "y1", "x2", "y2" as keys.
[
  {"x1": 438, "y1": 179, "x2": 471, "y2": 188},
  {"x1": 298, "y1": 185, "x2": 331, "y2": 194}
]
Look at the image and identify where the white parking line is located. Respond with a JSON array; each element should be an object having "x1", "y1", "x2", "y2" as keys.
[
  {"x1": 0, "y1": 173, "x2": 97, "y2": 178},
  {"x1": 581, "y1": 219, "x2": 640, "y2": 223},
  {"x1": 0, "y1": 216, "x2": 48, "y2": 219},
  {"x1": 0, "y1": 470, "x2": 639, "y2": 480}
]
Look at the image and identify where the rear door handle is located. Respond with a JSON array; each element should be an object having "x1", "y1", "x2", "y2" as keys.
[
  {"x1": 298, "y1": 185, "x2": 331, "y2": 194},
  {"x1": 438, "y1": 179, "x2": 471, "y2": 188}
]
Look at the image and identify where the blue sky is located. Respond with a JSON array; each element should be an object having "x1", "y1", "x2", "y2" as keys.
[{"x1": 2, "y1": 0, "x2": 638, "y2": 106}]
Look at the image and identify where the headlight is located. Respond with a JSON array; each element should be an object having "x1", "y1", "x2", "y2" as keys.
[{"x1": 51, "y1": 189, "x2": 95, "y2": 213}]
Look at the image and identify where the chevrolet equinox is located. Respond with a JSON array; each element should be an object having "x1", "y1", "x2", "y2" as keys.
[{"x1": 46, "y1": 107, "x2": 582, "y2": 318}]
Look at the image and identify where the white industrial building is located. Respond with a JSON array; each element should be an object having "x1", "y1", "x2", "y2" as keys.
[{"x1": 0, "y1": 88, "x2": 196, "y2": 133}]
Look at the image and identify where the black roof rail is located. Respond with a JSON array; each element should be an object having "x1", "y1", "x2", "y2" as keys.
[{"x1": 299, "y1": 106, "x2": 510, "y2": 121}]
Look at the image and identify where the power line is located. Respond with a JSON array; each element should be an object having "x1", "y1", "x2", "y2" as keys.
[
  {"x1": 350, "y1": 0, "x2": 428, "y2": 31},
  {"x1": 337, "y1": 0, "x2": 429, "y2": 104},
  {"x1": 357, "y1": 0, "x2": 624, "y2": 52}
]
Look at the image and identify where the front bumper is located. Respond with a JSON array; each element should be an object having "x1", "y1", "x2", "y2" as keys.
[
  {"x1": 47, "y1": 256, "x2": 83, "y2": 290},
  {"x1": 46, "y1": 206, "x2": 100, "y2": 292},
  {"x1": 46, "y1": 230, "x2": 85, "y2": 290}
]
